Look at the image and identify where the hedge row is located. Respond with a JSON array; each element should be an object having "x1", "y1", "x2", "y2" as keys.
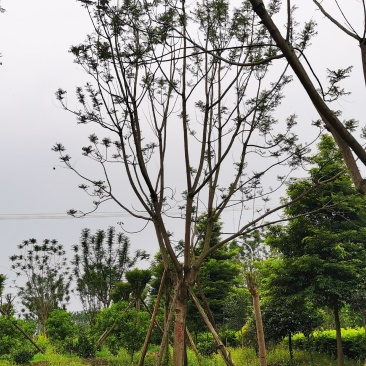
[{"x1": 292, "y1": 328, "x2": 366, "y2": 360}]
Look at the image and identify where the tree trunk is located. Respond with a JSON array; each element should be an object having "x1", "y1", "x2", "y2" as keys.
[
  {"x1": 173, "y1": 283, "x2": 189, "y2": 366},
  {"x1": 360, "y1": 40, "x2": 366, "y2": 88},
  {"x1": 334, "y1": 301, "x2": 345, "y2": 366},
  {"x1": 246, "y1": 273, "x2": 267, "y2": 366},
  {"x1": 288, "y1": 331, "x2": 293, "y2": 366}
]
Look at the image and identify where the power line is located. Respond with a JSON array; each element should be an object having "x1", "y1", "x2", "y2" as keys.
[
  {"x1": 0, "y1": 204, "x2": 279, "y2": 221},
  {"x1": 0, "y1": 212, "x2": 129, "y2": 220}
]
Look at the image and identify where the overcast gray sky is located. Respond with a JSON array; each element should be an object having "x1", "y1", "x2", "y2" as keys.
[{"x1": 0, "y1": 0, "x2": 365, "y2": 311}]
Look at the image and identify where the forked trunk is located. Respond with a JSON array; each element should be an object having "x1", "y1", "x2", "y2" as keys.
[{"x1": 334, "y1": 301, "x2": 344, "y2": 366}]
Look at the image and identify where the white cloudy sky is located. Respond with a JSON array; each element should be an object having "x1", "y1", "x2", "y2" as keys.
[{"x1": 0, "y1": 0, "x2": 365, "y2": 310}]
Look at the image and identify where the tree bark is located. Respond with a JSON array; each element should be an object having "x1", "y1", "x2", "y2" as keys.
[
  {"x1": 360, "y1": 40, "x2": 366, "y2": 88},
  {"x1": 248, "y1": 0, "x2": 366, "y2": 176},
  {"x1": 246, "y1": 273, "x2": 267, "y2": 366},
  {"x1": 334, "y1": 301, "x2": 345, "y2": 366},
  {"x1": 327, "y1": 127, "x2": 366, "y2": 194},
  {"x1": 173, "y1": 283, "x2": 189, "y2": 366}
]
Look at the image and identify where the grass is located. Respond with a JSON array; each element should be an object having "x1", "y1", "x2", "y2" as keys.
[{"x1": 0, "y1": 345, "x2": 364, "y2": 365}]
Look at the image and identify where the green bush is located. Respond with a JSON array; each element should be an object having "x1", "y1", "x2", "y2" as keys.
[
  {"x1": 292, "y1": 328, "x2": 366, "y2": 360},
  {"x1": 46, "y1": 309, "x2": 77, "y2": 342},
  {"x1": 11, "y1": 346, "x2": 36, "y2": 365},
  {"x1": 0, "y1": 315, "x2": 37, "y2": 359},
  {"x1": 92, "y1": 302, "x2": 150, "y2": 357},
  {"x1": 196, "y1": 332, "x2": 216, "y2": 356},
  {"x1": 74, "y1": 332, "x2": 97, "y2": 358},
  {"x1": 221, "y1": 329, "x2": 240, "y2": 348}
]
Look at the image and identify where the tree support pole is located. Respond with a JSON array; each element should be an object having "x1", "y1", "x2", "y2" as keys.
[
  {"x1": 189, "y1": 289, "x2": 237, "y2": 366},
  {"x1": 155, "y1": 289, "x2": 178, "y2": 366},
  {"x1": 139, "y1": 269, "x2": 167, "y2": 366}
]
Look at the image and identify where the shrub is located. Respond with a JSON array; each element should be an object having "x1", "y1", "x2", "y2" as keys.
[
  {"x1": 11, "y1": 345, "x2": 36, "y2": 365},
  {"x1": 74, "y1": 332, "x2": 97, "y2": 358},
  {"x1": 0, "y1": 316, "x2": 36, "y2": 355},
  {"x1": 196, "y1": 332, "x2": 216, "y2": 356},
  {"x1": 46, "y1": 309, "x2": 77, "y2": 342},
  {"x1": 291, "y1": 328, "x2": 366, "y2": 360}
]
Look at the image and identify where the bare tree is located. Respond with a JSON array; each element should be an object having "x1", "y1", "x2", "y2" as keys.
[{"x1": 54, "y1": 0, "x2": 329, "y2": 364}]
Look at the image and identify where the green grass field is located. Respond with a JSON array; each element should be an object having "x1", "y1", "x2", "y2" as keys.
[{"x1": 0, "y1": 345, "x2": 365, "y2": 366}]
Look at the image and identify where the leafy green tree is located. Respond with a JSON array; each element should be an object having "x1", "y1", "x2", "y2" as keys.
[
  {"x1": 10, "y1": 239, "x2": 70, "y2": 335},
  {"x1": 110, "y1": 281, "x2": 132, "y2": 303},
  {"x1": 72, "y1": 226, "x2": 149, "y2": 321},
  {"x1": 0, "y1": 314, "x2": 37, "y2": 358},
  {"x1": 93, "y1": 301, "x2": 150, "y2": 359},
  {"x1": 46, "y1": 309, "x2": 77, "y2": 343},
  {"x1": 259, "y1": 258, "x2": 324, "y2": 362},
  {"x1": 266, "y1": 134, "x2": 366, "y2": 366},
  {"x1": 222, "y1": 288, "x2": 251, "y2": 332},
  {"x1": 188, "y1": 214, "x2": 242, "y2": 335}
]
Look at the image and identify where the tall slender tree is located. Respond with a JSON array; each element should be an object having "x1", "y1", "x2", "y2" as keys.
[
  {"x1": 54, "y1": 0, "x2": 325, "y2": 363},
  {"x1": 266, "y1": 134, "x2": 366, "y2": 366}
]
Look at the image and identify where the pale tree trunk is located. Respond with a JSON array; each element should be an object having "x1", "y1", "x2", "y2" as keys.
[
  {"x1": 246, "y1": 273, "x2": 267, "y2": 366},
  {"x1": 334, "y1": 301, "x2": 345, "y2": 366},
  {"x1": 248, "y1": 0, "x2": 366, "y2": 188}
]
